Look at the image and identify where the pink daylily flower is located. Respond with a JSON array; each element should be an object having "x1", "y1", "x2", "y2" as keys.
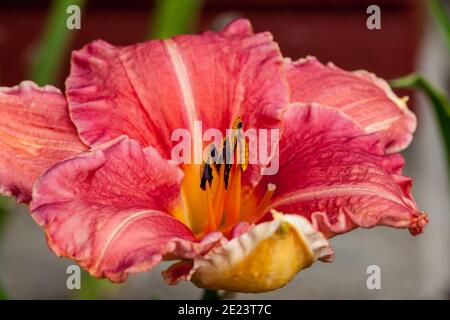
[{"x1": 0, "y1": 19, "x2": 427, "y2": 293}]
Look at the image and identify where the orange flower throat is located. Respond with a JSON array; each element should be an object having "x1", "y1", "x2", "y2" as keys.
[{"x1": 172, "y1": 119, "x2": 276, "y2": 236}]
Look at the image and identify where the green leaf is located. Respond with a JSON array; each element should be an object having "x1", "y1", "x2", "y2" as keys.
[
  {"x1": 0, "y1": 197, "x2": 10, "y2": 236},
  {"x1": 73, "y1": 270, "x2": 119, "y2": 300},
  {"x1": 29, "y1": 0, "x2": 86, "y2": 85},
  {"x1": 390, "y1": 74, "x2": 450, "y2": 169},
  {"x1": 0, "y1": 196, "x2": 11, "y2": 300},
  {"x1": 428, "y1": 0, "x2": 450, "y2": 54},
  {"x1": 150, "y1": 0, "x2": 203, "y2": 39},
  {"x1": 0, "y1": 285, "x2": 8, "y2": 300}
]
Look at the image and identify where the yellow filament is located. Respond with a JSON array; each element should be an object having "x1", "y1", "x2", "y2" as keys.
[
  {"x1": 204, "y1": 183, "x2": 217, "y2": 233},
  {"x1": 224, "y1": 166, "x2": 242, "y2": 227},
  {"x1": 241, "y1": 184, "x2": 276, "y2": 223},
  {"x1": 250, "y1": 184, "x2": 276, "y2": 223},
  {"x1": 213, "y1": 165, "x2": 226, "y2": 226}
]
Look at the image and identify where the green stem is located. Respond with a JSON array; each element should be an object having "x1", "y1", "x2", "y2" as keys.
[
  {"x1": 390, "y1": 74, "x2": 450, "y2": 170},
  {"x1": 149, "y1": 0, "x2": 203, "y2": 39},
  {"x1": 29, "y1": 0, "x2": 86, "y2": 85},
  {"x1": 201, "y1": 289, "x2": 220, "y2": 300}
]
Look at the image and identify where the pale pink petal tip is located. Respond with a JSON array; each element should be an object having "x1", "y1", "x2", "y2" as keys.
[
  {"x1": 221, "y1": 18, "x2": 254, "y2": 37},
  {"x1": 408, "y1": 212, "x2": 428, "y2": 236}
]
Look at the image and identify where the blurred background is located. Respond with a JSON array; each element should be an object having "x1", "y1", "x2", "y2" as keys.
[{"x1": 0, "y1": 0, "x2": 449, "y2": 299}]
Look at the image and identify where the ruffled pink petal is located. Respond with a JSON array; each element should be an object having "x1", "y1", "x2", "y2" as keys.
[
  {"x1": 254, "y1": 103, "x2": 427, "y2": 238},
  {"x1": 286, "y1": 57, "x2": 417, "y2": 153},
  {"x1": 162, "y1": 260, "x2": 195, "y2": 285},
  {"x1": 0, "y1": 81, "x2": 87, "y2": 203},
  {"x1": 66, "y1": 19, "x2": 289, "y2": 158},
  {"x1": 30, "y1": 136, "x2": 219, "y2": 282}
]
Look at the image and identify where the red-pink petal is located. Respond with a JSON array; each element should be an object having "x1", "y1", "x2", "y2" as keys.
[
  {"x1": 66, "y1": 19, "x2": 289, "y2": 158},
  {"x1": 286, "y1": 57, "x2": 417, "y2": 153},
  {"x1": 30, "y1": 136, "x2": 216, "y2": 282},
  {"x1": 254, "y1": 103, "x2": 426, "y2": 237},
  {"x1": 0, "y1": 81, "x2": 87, "y2": 203},
  {"x1": 162, "y1": 260, "x2": 195, "y2": 285}
]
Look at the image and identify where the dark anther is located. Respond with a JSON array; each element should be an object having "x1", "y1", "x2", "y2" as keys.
[
  {"x1": 222, "y1": 138, "x2": 233, "y2": 190},
  {"x1": 200, "y1": 163, "x2": 213, "y2": 190},
  {"x1": 200, "y1": 144, "x2": 216, "y2": 190},
  {"x1": 200, "y1": 118, "x2": 245, "y2": 191}
]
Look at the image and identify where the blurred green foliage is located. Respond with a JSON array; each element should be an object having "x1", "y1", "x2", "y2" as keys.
[
  {"x1": 150, "y1": 0, "x2": 203, "y2": 39},
  {"x1": 391, "y1": 0, "x2": 450, "y2": 176},
  {"x1": 391, "y1": 75, "x2": 450, "y2": 170},
  {"x1": 74, "y1": 270, "x2": 120, "y2": 300},
  {"x1": 30, "y1": 0, "x2": 86, "y2": 85},
  {"x1": 0, "y1": 196, "x2": 12, "y2": 299},
  {"x1": 0, "y1": 285, "x2": 7, "y2": 300},
  {"x1": 429, "y1": 0, "x2": 450, "y2": 53},
  {"x1": 0, "y1": 197, "x2": 10, "y2": 236}
]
